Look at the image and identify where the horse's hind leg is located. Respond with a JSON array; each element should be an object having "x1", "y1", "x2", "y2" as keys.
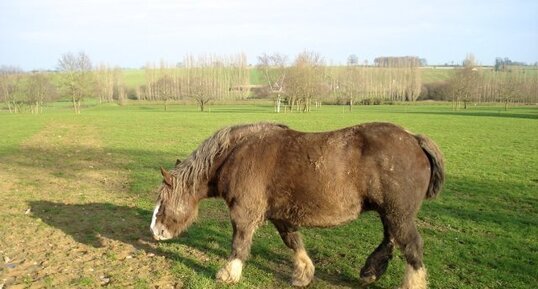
[
  {"x1": 272, "y1": 220, "x2": 315, "y2": 287},
  {"x1": 359, "y1": 215, "x2": 395, "y2": 285},
  {"x1": 390, "y1": 217, "x2": 427, "y2": 289}
]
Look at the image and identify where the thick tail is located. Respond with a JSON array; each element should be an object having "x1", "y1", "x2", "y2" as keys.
[{"x1": 415, "y1": 134, "x2": 445, "y2": 199}]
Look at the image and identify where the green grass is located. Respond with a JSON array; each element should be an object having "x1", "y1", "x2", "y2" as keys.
[
  {"x1": 420, "y1": 68, "x2": 455, "y2": 83},
  {"x1": 123, "y1": 68, "x2": 146, "y2": 87},
  {"x1": 249, "y1": 67, "x2": 264, "y2": 85},
  {"x1": 72, "y1": 276, "x2": 94, "y2": 287},
  {"x1": 1, "y1": 103, "x2": 537, "y2": 288},
  {"x1": 0, "y1": 115, "x2": 45, "y2": 156}
]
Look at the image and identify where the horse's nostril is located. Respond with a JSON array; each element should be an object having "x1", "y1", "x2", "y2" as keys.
[{"x1": 161, "y1": 229, "x2": 164, "y2": 235}]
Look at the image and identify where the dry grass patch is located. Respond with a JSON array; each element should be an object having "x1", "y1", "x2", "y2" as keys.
[{"x1": 0, "y1": 124, "x2": 179, "y2": 289}]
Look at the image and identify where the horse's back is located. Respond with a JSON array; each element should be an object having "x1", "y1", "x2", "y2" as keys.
[{"x1": 217, "y1": 123, "x2": 431, "y2": 227}]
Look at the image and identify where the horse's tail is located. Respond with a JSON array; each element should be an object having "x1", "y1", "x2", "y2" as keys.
[{"x1": 415, "y1": 134, "x2": 445, "y2": 199}]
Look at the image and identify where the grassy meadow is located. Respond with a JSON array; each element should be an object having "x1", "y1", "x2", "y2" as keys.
[{"x1": 0, "y1": 103, "x2": 537, "y2": 288}]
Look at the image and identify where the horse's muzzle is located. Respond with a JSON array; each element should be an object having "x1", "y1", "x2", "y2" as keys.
[{"x1": 150, "y1": 224, "x2": 173, "y2": 241}]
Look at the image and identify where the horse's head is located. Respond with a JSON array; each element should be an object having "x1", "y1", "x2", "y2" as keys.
[{"x1": 150, "y1": 166, "x2": 199, "y2": 240}]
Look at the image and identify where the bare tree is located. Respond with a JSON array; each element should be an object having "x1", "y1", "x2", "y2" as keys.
[
  {"x1": 339, "y1": 64, "x2": 363, "y2": 110},
  {"x1": 498, "y1": 69, "x2": 524, "y2": 110},
  {"x1": 182, "y1": 54, "x2": 248, "y2": 111},
  {"x1": 57, "y1": 52, "x2": 93, "y2": 114},
  {"x1": 23, "y1": 72, "x2": 58, "y2": 113},
  {"x1": 447, "y1": 54, "x2": 481, "y2": 110},
  {"x1": 110, "y1": 67, "x2": 127, "y2": 106},
  {"x1": 155, "y1": 75, "x2": 176, "y2": 111},
  {"x1": 94, "y1": 64, "x2": 115, "y2": 103},
  {"x1": 347, "y1": 54, "x2": 359, "y2": 66},
  {"x1": 0, "y1": 66, "x2": 23, "y2": 113},
  {"x1": 188, "y1": 75, "x2": 216, "y2": 112},
  {"x1": 372, "y1": 56, "x2": 422, "y2": 102},
  {"x1": 284, "y1": 51, "x2": 326, "y2": 112},
  {"x1": 257, "y1": 53, "x2": 288, "y2": 112}
]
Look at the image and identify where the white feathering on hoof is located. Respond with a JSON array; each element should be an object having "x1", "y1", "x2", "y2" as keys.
[
  {"x1": 216, "y1": 259, "x2": 243, "y2": 284},
  {"x1": 399, "y1": 264, "x2": 427, "y2": 289},
  {"x1": 292, "y1": 249, "x2": 315, "y2": 287}
]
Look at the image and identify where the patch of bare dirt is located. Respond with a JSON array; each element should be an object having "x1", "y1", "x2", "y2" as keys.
[{"x1": 0, "y1": 124, "x2": 179, "y2": 288}]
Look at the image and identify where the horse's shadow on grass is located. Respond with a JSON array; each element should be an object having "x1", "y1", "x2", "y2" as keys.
[
  {"x1": 28, "y1": 201, "x2": 228, "y2": 280},
  {"x1": 29, "y1": 201, "x2": 372, "y2": 288}
]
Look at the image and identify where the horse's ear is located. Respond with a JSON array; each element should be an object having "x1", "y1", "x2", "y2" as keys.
[
  {"x1": 175, "y1": 159, "x2": 181, "y2": 166},
  {"x1": 160, "y1": 167, "x2": 173, "y2": 187}
]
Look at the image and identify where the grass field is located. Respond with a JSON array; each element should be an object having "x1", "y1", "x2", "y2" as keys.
[{"x1": 0, "y1": 103, "x2": 537, "y2": 288}]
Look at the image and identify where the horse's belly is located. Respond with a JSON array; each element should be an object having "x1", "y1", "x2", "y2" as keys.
[
  {"x1": 268, "y1": 194, "x2": 363, "y2": 228},
  {"x1": 296, "y1": 208, "x2": 361, "y2": 227}
]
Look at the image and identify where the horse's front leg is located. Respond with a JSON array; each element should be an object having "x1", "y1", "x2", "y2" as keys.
[{"x1": 216, "y1": 217, "x2": 260, "y2": 284}]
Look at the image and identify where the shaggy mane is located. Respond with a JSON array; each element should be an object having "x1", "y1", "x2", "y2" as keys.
[{"x1": 161, "y1": 123, "x2": 288, "y2": 203}]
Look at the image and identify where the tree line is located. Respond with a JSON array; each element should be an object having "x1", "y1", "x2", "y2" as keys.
[
  {"x1": 0, "y1": 66, "x2": 58, "y2": 113},
  {"x1": 140, "y1": 54, "x2": 250, "y2": 111},
  {"x1": 419, "y1": 54, "x2": 538, "y2": 110},
  {"x1": 1, "y1": 51, "x2": 536, "y2": 114},
  {"x1": 257, "y1": 52, "x2": 422, "y2": 112}
]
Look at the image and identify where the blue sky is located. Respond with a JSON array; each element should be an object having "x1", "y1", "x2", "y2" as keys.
[{"x1": 1, "y1": 0, "x2": 537, "y2": 70}]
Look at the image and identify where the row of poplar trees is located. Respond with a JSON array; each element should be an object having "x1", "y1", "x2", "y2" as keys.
[
  {"x1": 446, "y1": 54, "x2": 538, "y2": 110},
  {"x1": 2, "y1": 51, "x2": 536, "y2": 114},
  {"x1": 257, "y1": 52, "x2": 422, "y2": 112},
  {"x1": 140, "y1": 54, "x2": 250, "y2": 111}
]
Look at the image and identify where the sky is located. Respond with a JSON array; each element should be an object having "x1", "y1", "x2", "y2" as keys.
[{"x1": 0, "y1": 0, "x2": 537, "y2": 70}]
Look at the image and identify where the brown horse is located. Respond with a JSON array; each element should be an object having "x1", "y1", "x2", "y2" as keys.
[{"x1": 150, "y1": 122, "x2": 444, "y2": 288}]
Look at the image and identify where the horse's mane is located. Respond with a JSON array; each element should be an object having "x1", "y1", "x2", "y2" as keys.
[{"x1": 165, "y1": 122, "x2": 288, "y2": 201}]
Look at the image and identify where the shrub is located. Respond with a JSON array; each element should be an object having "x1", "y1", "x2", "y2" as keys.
[{"x1": 419, "y1": 81, "x2": 450, "y2": 101}]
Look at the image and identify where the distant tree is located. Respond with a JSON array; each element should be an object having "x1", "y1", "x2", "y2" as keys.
[
  {"x1": 23, "y1": 72, "x2": 58, "y2": 113},
  {"x1": 155, "y1": 75, "x2": 176, "y2": 111},
  {"x1": 419, "y1": 58, "x2": 428, "y2": 66},
  {"x1": 374, "y1": 56, "x2": 420, "y2": 67},
  {"x1": 347, "y1": 54, "x2": 359, "y2": 66},
  {"x1": 188, "y1": 75, "x2": 215, "y2": 112},
  {"x1": 94, "y1": 64, "x2": 115, "y2": 103},
  {"x1": 284, "y1": 51, "x2": 327, "y2": 112},
  {"x1": 494, "y1": 57, "x2": 505, "y2": 71},
  {"x1": 494, "y1": 57, "x2": 529, "y2": 72},
  {"x1": 448, "y1": 54, "x2": 481, "y2": 109},
  {"x1": 499, "y1": 70, "x2": 524, "y2": 110},
  {"x1": 418, "y1": 81, "x2": 451, "y2": 101},
  {"x1": 110, "y1": 67, "x2": 127, "y2": 106},
  {"x1": 0, "y1": 66, "x2": 23, "y2": 113},
  {"x1": 371, "y1": 56, "x2": 422, "y2": 102},
  {"x1": 57, "y1": 52, "x2": 93, "y2": 114},
  {"x1": 338, "y1": 64, "x2": 363, "y2": 111},
  {"x1": 257, "y1": 53, "x2": 288, "y2": 112}
]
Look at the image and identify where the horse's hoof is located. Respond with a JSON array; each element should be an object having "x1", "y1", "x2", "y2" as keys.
[
  {"x1": 216, "y1": 259, "x2": 243, "y2": 284},
  {"x1": 398, "y1": 264, "x2": 427, "y2": 289},
  {"x1": 360, "y1": 274, "x2": 377, "y2": 286},
  {"x1": 292, "y1": 277, "x2": 312, "y2": 287},
  {"x1": 216, "y1": 267, "x2": 240, "y2": 284},
  {"x1": 292, "y1": 251, "x2": 315, "y2": 287}
]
